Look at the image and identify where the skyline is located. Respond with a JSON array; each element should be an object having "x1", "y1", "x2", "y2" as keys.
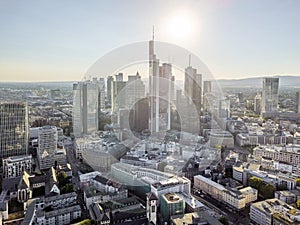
[{"x1": 0, "y1": 0, "x2": 300, "y2": 82}]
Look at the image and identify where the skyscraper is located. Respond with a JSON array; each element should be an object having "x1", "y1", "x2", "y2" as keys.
[
  {"x1": 184, "y1": 64, "x2": 202, "y2": 114},
  {"x1": 0, "y1": 102, "x2": 28, "y2": 159},
  {"x1": 107, "y1": 75, "x2": 113, "y2": 107},
  {"x1": 296, "y1": 92, "x2": 300, "y2": 114},
  {"x1": 37, "y1": 126, "x2": 58, "y2": 170},
  {"x1": 203, "y1": 80, "x2": 212, "y2": 112},
  {"x1": 73, "y1": 78, "x2": 103, "y2": 138},
  {"x1": 111, "y1": 73, "x2": 127, "y2": 112},
  {"x1": 149, "y1": 32, "x2": 173, "y2": 133},
  {"x1": 261, "y1": 77, "x2": 279, "y2": 114}
]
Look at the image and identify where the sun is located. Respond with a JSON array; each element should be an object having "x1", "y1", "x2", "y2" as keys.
[{"x1": 165, "y1": 11, "x2": 195, "y2": 40}]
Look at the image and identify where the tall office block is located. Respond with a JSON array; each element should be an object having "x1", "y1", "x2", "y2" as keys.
[
  {"x1": 0, "y1": 102, "x2": 28, "y2": 159},
  {"x1": 126, "y1": 72, "x2": 145, "y2": 108},
  {"x1": 184, "y1": 65, "x2": 202, "y2": 114},
  {"x1": 37, "y1": 126, "x2": 58, "y2": 170},
  {"x1": 107, "y1": 76, "x2": 113, "y2": 106},
  {"x1": 203, "y1": 80, "x2": 212, "y2": 112},
  {"x1": 261, "y1": 77, "x2": 279, "y2": 114},
  {"x1": 149, "y1": 32, "x2": 174, "y2": 133},
  {"x1": 111, "y1": 73, "x2": 127, "y2": 112},
  {"x1": 73, "y1": 79, "x2": 103, "y2": 138},
  {"x1": 296, "y1": 92, "x2": 300, "y2": 113}
]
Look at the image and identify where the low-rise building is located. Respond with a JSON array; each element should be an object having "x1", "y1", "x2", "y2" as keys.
[
  {"x1": 194, "y1": 175, "x2": 257, "y2": 210},
  {"x1": 209, "y1": 130, "x2": 234, "y2": 149},
  {"x1": 160, "y1": 193, "x2": 185, "y2": 223},
  {"x1": 250, "y1": 198, "x2": 300, "y2": 225},
  {"x1": 2, "y1": 154, "x2": 32, "y2": 178}
]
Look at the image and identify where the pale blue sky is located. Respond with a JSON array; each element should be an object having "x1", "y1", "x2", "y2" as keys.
[{"x1": 0, "y1": 0, "x2": 299, "y2": 81}]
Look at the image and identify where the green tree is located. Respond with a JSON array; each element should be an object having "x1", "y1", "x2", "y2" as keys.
[
  {"x1": 249, "y1": 176, "x2": 263, "y2": 190},
  {"x1": 61, "y1": 183, "x2": 75, "y2": 194},
  {"x1": 297, "y1": 199, "x2": 300, "y2": 209},
  {"x1": 260, "y1": 184, "x2": 275, "y2": 199},
  {"x1": 219, "y1": 216, "x2": 229, "y2": 225},
  {"x1": 296, "y1": 178, "x2": 300, "y2": 187},
  {"x1": 78, "y1": 219, "x2": 97, "y2": 225},
  {"x1": 57, "y1": 171, "x2": 68, "y2": 186}
]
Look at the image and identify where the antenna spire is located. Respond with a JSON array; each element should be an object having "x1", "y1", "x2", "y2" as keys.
[{"x1": 152, "y1": 25, "x2": 155, "y2": 40}]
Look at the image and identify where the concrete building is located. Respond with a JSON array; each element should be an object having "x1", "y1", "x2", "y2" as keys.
[
  {"x1": 0, "y1": 102, "x2": 28, "y2": 159},
  {"x1": 37, "y1": 126, "x2": 66, "y2": 170},
  {"x1": 3, "y1": 154, "x2": 32, "y2": 178},
  {"x1": 194, "y1": 175, "x2": 257, "y2": 210},
  {"x1": 253, "y1": 144, "x2": 300, "y2": 167},
  {"x1": 254, "y1": 93, "x2": 262, "y2": 114},
  {"x1": 89, "y1": 197, "x2": 147, "y2": 225},
  {"x1": 209, "y1": 130, "x2": 234, "y2": 149},
  {"x1": 194, "y1": 175, "x2": 225, "y2": 201},
  {"x1": 151, "y1": 176, "x2": 191, "y2": 200},
  {"x1": 171, "y1": 211, "x2": 223, "y2": 225},
  {"x1": 160, "y1": 193, "x2": 185, "y2": 223},
  {"x1": 261, "y1": 77, "x2": 279, "y2": 114},
  {"x1": 250, "y1": 198, "x2": 300, "y2": 225}
]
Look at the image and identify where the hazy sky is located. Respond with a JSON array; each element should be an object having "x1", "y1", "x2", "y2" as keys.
[{"x1": 0, "y1": 0, "x2": 299, "y2": 82}]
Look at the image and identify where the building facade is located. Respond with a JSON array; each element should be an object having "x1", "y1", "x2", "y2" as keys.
[
  {"x1": 3, "y1": 154, "x2": 32, "y2": 178},
  {"x1": 261, "y1": 77, "x2": 279, "y2": 114},
  {"x1": 0, "y1": 102, "x2": 28, "y2": 159}
]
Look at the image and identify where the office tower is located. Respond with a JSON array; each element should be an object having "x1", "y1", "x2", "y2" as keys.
[
  {"x1": 261, "y1": 77, "x2": 279, "y2": 114},
  {"x1": 203, "y1": 80, "x2": 212, "y2": 112},
  {"x1": 126, "y1": 72, "x2": 146, "y2": 107},
  {"x1": 107, "y1": 76, "x2": 113, "y2": 106},
  {"x1": 296, "y1": 92, "x2": 300, "y2": 113},
  {"x1": 37, "y1": 126, "x2": 58, "y2": 170},
  {"x1": 149, "y1": 32, "x2": 173, "y2": 133},
  {"x1": 184, "y1": 63, "x2": 202, "y2": 114},
  {"x1": 219, "y1": 98, "x2": 230, "y2": 118},
  {"x1": 254, "y1": 93, "x2": 262, "y2": 114},
  {"x1": 238, "y1": 92, "x2": 244, "y2": 103},
  {"x1": 73, "y1": 79, "x2": 103, "y2": 138},
  {"x1": 0, "y1": 102, "x2": 28, "y2": 159},
  {"x1": 111, "y1": 73, "x2": 127, "y2": 112},
  {"x1": 129, "y1": 98, "x2": 149, "y2": 132}
]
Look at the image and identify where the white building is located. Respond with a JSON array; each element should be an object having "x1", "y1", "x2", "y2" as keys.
[
  {"x1": 3, "y1": 154, "x2": 32, "y2": 178},
  {"x1": 253, "y1": 144, "x2": 300, "y2": 167},
  {"x1": 250, "y1": 198, "x2": 300, "y2": 225},
  {"x1": 194, "y1": 175, "x2": 257, "y2": 210},
  {"x1": 37, "y1": 126, "x2": 66, "y2": 170},
  {"x1": 209, "y1": 130, "x2": 234, "y2": 149}
]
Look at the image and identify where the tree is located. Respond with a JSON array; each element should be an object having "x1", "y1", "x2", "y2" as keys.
[
  {"x1": 296, "y1": 178, "x2": 300, "y2": 187},
  {"x1": 297, "y1": 199, "x2": 300, "y2": 209},
  {"x1": 61, "y1": 183, "x2": 75, "y2": 194},
  {"x1": 78, "y1": 219, "x2": 97, "y2": 225},
  {"x1": 219, "y1": 216, "x2": 229, "y2": 225},
  {"x1": 249, "y1": 176, "x2": 263, "y2": 190},
  {"x1": 57, "y1": 171, "x2": 68, "y2": 186}
]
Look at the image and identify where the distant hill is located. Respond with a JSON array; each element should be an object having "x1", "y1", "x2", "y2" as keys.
[{"x1": 217, "y1": 76, "x2": 300, "y2": 88}]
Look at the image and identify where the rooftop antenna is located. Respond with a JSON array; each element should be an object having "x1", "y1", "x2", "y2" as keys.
[{"x1": 189, "y1": 54, "x2": 191, "y2": 67}]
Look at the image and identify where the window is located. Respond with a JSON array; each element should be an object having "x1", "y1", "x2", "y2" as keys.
[{"x1": 152, "y1": 205, "x2": 155, "y2": 212}]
